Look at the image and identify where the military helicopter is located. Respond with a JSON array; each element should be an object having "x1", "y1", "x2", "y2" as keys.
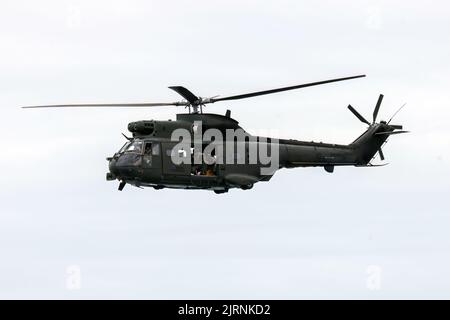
[{"x1": 23, "y1": 75, "x2": 407, "y2": 194}]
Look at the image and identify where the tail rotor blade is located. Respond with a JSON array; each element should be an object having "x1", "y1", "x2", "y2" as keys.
[
  {"x1": 373, "y1": 94, "x2": 384, "y2": 123},
  {"x1": 378, "y1": 148, "x2": 385, "y2": 161},
  {"x1": 348, "y1": 105, "x2": 370, "y2": 125}
]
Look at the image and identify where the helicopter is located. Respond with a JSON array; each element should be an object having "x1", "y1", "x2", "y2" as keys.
[{"x1": 22, "y1": 75, "x2": 408, "y2": 194}]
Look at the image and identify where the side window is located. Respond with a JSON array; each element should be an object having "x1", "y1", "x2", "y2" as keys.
[
  {"x1": 152, "y1": 144, "x2": 160, "y2": 156},
  {"x1": 144, "y1": 143, "x2": 152, "y2": 155},
  {"x1": 166, "y1": 148, "x2": 186, "y2": 158}
]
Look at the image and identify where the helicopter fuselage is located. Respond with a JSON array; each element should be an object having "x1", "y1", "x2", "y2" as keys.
[{"x1": 107, "y1": 112, "x2": 393, "y2": 193}]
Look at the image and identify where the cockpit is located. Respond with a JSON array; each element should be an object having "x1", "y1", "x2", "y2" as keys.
[{"x1": 117, "y1": 140, "x2": 143, "y2": 154}]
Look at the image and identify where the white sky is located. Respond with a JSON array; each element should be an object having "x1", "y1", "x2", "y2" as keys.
[{"x1": 1, "y1": 0, "x2": 450, "y2": 299}]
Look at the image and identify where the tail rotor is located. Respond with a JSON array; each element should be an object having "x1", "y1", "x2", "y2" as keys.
[{"x1": 347, "y1": 94, "x2": 408, "y2": 161}]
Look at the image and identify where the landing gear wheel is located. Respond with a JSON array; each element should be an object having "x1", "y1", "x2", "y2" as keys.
[{"x1": 214, "y1": 189, "x2": 228, "y2": 194}]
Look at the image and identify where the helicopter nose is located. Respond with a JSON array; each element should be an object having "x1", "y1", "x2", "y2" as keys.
[
  {"x1": 109, "y1": 158, "x2": 118, "y2": 174},
  {"x1": 107, "y1": 153, "x2": 142, "y2": 181},
  {"x1": 107, "y1": 157, "x2": 119, "y2": 180}
]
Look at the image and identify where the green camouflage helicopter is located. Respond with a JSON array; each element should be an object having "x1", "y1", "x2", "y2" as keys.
[{"x1": 23, "y1": 75, "x2": 407, "y2": 193}]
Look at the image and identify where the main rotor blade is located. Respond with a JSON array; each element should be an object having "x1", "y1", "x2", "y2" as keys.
[
  {"x1": 168, "y1": 86, "x2": 199, "y2": 104},
  {"x1": 378, "y1": 148, "x2": 385, "y2": 161},
  {"x1": 22, "y1": 102, "x2": 188, "y2": 109},
  {"x1": 347, "y1": 104, "x2": 370, "y2": 125},
  {"x1": 211, "y1": 75, "x2": 366, "y2": 103},
  {"x1": 373, "y1": 94, "x2": 384, "y2": 123}
]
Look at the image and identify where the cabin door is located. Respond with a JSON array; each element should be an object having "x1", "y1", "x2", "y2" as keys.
[{"x1": 161, "y1": 142, "x2": 191, "y2": 176}]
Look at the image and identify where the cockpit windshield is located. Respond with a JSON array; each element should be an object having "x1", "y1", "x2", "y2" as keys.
[
  {"x1": 118, "y1": 142, "x2": 129, "y2": 154},
  {"x1": 118, "y1": 140, "x2": 143, "y2": 154}
]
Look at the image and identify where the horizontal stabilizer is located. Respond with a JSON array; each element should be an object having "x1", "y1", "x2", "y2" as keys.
[{"x1": 375, "y1": 130, "x2": 409, "y2": 136}]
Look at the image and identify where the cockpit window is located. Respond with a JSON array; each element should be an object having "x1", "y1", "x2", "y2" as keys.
[
  {"x1": 125, "y1": 141, "x2": 143, "y2": 153},
  {"x1": 118, "y1": 142, "x2": 130, "y2": 154},
  {"x1": 118, "y1": 140, "x2": 143, "y2": 154}
]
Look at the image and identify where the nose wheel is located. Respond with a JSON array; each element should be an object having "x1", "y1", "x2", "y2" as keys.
[{"x1": 118, "y1": 181, "x2": 126, "y2": 191}]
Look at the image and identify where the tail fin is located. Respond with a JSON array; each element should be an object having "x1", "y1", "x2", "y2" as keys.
[
  {"x1": 351, "y1": 123, "x2": 408, "y2": 164},
  {"x1": 351, "y1": 125, "x2": 389, "y2": 164}
]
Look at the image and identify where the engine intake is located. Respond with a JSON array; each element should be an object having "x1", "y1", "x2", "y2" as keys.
[{"x1": 128, "y1": 121, "x2": 155, "y2": 135}]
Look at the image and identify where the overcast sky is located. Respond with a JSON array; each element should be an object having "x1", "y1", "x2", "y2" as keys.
[{"x1": 1, "y1": 0, "x2": 450, "y2": 299}]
